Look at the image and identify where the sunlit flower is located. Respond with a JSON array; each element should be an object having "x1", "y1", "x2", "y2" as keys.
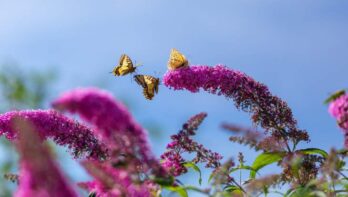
[
  {"x1": 52, "y1": 88, "x2": 159, "y2": 171},
  {"x1": 79, "y1": 161, "x2": 151, "y2": 197},
  {"x1": 328, "y1": 94, "x2": 348, "y2": 148},
  {"x1": 0, "y1": 109, "x2": 107, "y2": 159},
  {"x1": 164, "y1": 65, "x2": 309, "y2": 145},
  {"x1": 52, "y1": 87, "x2": 167, "y2": 196},
  {"x1": 329, "y1": 94, "x2": 348, "y2": 130},
  {"x1": 13, "y1": 117, "x2": 78, "y2": 197},
  {"x1": 161, "y1": 113, "x2": 222, "y2": 176}
]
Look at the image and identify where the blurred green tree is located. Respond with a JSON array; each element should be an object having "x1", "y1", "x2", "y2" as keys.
[{"x1": 0, "y1": 63, "x2": 55, "y2": 197}]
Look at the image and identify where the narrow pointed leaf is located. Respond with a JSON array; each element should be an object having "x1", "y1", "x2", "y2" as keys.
[
  {"x1": 298, "y1": 148, "x2": 328, "y2": 158},
  {"x1": 250, "y1": 152, "x2": 285, "y2": 178},
  {"x1": 164, "y1": 186, "x2": 188, "y2": 197},
  {"x1": 183, "y1": 162, "x2": 202, "y2": 185}
]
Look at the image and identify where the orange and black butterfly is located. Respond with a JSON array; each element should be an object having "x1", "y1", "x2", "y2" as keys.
[
  {"x1": 134, "y1": 75, "x2": 159, "y2": 100},
  {"x1": 167, "y1": 48, "x2": 189, "y2": 70},
  {"x1": 111, "y1": 54, "x2": 137, "y2": 76}
]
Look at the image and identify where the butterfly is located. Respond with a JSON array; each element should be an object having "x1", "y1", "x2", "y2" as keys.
[
  {"x1": 167, "y1": 48, "x2": 189, "y2": 70},
  {"x1": 111, "y1": 54, "x2": 137, "y2": 76},
  {"x1": 324, "y1": 89, "x2": 346, "y2": 104},
  {"x1": 134, "y1": 75, "x2": 159, "y2": 100},
  {"x1": 4, "y1": 173, "x2": 19, "y2": 184}
]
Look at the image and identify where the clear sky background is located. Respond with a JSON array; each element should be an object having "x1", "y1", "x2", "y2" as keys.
[{"x1": 1, "y1": 1, "x2": 348, "y2": 196}]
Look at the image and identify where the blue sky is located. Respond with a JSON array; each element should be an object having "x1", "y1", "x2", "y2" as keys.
[{"x1": 1, "y1": 0, "x2": 348, "y2": 195}]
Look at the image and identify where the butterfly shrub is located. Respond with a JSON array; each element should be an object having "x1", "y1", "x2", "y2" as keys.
[{"x1": 0, "y1": 63, "x2": 348, "y2": 197}]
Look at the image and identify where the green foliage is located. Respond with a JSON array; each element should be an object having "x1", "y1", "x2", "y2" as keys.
[
  {"x1": 0, "y1": 64, "x2": 55, "y2": 110},
  {"x1": 0, "y1": 63, "x2": 55, "y2": 196},
  {"x1": 163, "y1": 186, "x2": 188, "y2": 197},
  {"x1": 297, "y1": 148, "x2": 328, "y2": 158},
  {"x1": 153, "y1": 176, "x2": 175, "y2": 186},
  {"x1": 250, "y1": 152, "x2": 285, "y2": 178},
  {"x1": 88, "y1": 192, "x2": 97, "y2": 197},
  {"x1": 324, "y1": 89, "x2": 346, "y2": 104},
  {"x1": 229, "y1": 165, "x2": 256, "y2": 174},
  {"x1": 183, "y1": 162, "x2": 202, "y2": 185}
]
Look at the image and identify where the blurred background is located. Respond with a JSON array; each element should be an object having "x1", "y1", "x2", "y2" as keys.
[{"x1": 0, "y1": 1, "x2": 348, "y2": 196}]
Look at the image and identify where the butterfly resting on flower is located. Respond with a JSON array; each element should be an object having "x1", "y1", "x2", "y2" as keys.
[{"x1": 167, "y1": 48, "x2": 189, "y2": 70}]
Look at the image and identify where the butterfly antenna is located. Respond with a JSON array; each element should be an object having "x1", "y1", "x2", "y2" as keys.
[
  {"x1": 153, "y1": 70, "x2": 163, "y2": 78},
  {"x1": 134, "y1": 60, "x2": 143, "y2": 67},
  {"x1": 132, "y1": 68, "x2": 139, "y2": 76}
]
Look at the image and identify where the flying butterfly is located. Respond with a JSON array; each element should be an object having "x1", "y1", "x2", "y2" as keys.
[
  {"x1": 134, "y1": 75, "x2": 159, "y2": 100},
  {"x1": 167, "y1": 48, "x2": 189, "y2": 70},
  {"x1": 324, "y1": 89, "x2": 346, "y2": 104},
  {"x1": 111, "y1": 54, "x2": 138, "y2": 76}
]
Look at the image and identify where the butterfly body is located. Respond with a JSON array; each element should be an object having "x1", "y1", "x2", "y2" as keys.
[
  {"x1": 134, "y1": 75, "x2": 159, "y2": 100},
  {"x1": 167, "y1": 48, "x2": 189, "y2": 70},
  {"x1": 112, "y1": 54, "x2": 137, "y2": 76}
]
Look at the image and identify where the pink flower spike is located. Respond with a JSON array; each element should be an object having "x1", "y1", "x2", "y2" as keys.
[
  {"x1": 79, "y1": 161, "x2": 151, "y2": 197},
  {"x1": 163, "y1": 65, "x2": 309, "y2": 144},
  {"x1": 13, "y1": 117, "x2": 78, "y2": 197},
  {"x1": 52, "y1": 88, "x2": 160, "y2": 172},
  {"x1": 328, "y1": 93, "x2": 348, "y2": 148},
  {"x1": 0, "y1": 109, "x2": 107, "y2": 160},
  {"x1": 52, "y1": 88, "x2": 137, "y2": 138}
]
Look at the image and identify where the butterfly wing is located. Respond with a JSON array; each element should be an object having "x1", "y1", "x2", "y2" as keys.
[
  {"x1": 167, "y1": 48, "x2": 189, "y2": 70},
  {"x1": 134, "y1": 75, "x2": 159, "y2": 100},
  {"x1": 112, "y1": 54, "x2": 136, "y2": 76},
  {"x1": 143, "y1": 76, "x2": 156, "y2": 100},
  {"x1": 134, "y1": 75, "x2": 147, "y2": 88},
  {"x1": 153, "y1": 78, "x2": 159, "y2": 94}
]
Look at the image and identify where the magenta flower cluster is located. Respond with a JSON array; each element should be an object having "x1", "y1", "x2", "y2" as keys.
[
  {"x1": 2, "y1": 62, "x2": 342, "y2": 196},
  {"x1": 161, "y1": 113, "x2": 222, "y2": 176},
  {"x1": 0, "y1": 87, "x2": 165, "y2": 196},
  {"x1": 14, "y1": 118, "x2": 78, "y2": 197},
  {"x1": 79, "y1": 161, "x2": 151, "y2": 197},
  {"x1": 328, "y1": 93, "x2": 348, "y2": 147},
  {"x1": 52, "y1": 88, "x2": 166, "y2": 196},
  {"x1": 52, "y1": 88, "x2": 164, "y2": 175},
  {"x1": 163, "y1": 65, "x2": 309, "y2": 148},
  {"x1": 0, "y1": 109, "x2": 107, "y2": 159}
]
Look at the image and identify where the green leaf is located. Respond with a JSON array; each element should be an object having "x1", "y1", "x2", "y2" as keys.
[
  {"x1": 208, "y1": 172, "x2": 215, "y2": 183},
  {"x1": 337, "y1": 149, "x2": 348, "y2": 155},
  {"x1": 88, "y1": 192, "x2": 97, "y2": 197},
  {"x1": 324, "y1": 89, "x2": 346, "y2": 104},
  {"x1": 230, "y1": 165, "x2": 256, "y2": 174},
  {"x1": 184, "y1": 185, "x2": 208, "y2": 195},
  {"x1": 297, "y1": 148, "x2": 328, "y2": 158},
  {"x1": 250, "y1": 152, "x2": 285, "y2": 179},
  {"x1": 164, "y1": 186, "x2": 188, "y2": 197},
  {"x1": 287, "y1": 187, "x2": 315, "y2": 197},
  {"x1": 153, "y1": 176, "x2": 175, "y2": 186},
  {"x1": 224, "y1": 185, "x2": 243, "y2": 196},
  {"x1": 183, "y1": 162, "x2": 202, "y2": 185},
  {"x1": 224, "y1": 185, "x2": 240, "y2": 192}
]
